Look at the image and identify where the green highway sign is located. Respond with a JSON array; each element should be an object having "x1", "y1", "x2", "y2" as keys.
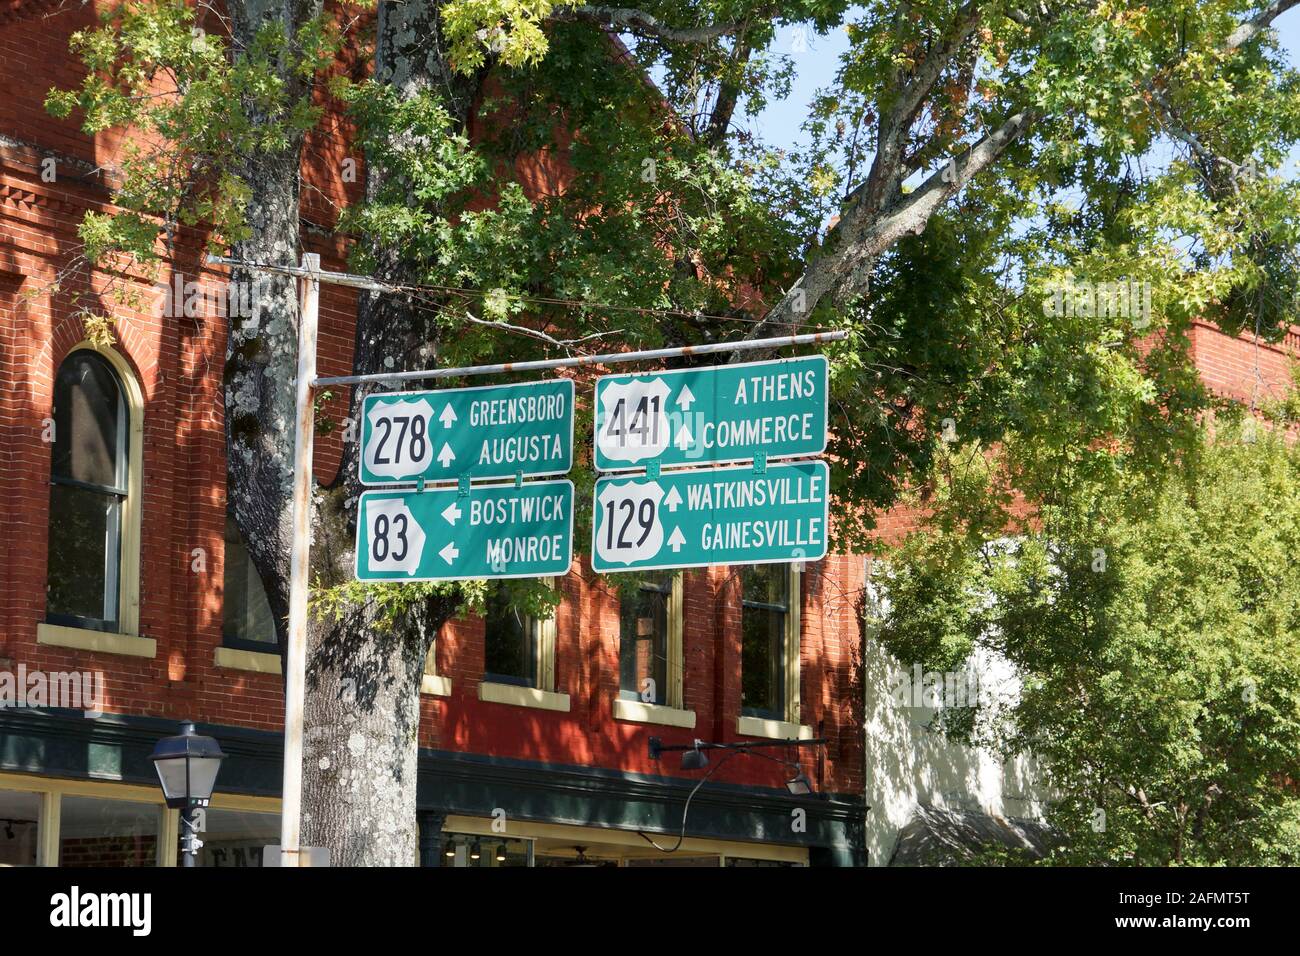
[
  {"x1": 355, "y1": 480, "x2": 574, "y2": 582},
  {"x1": 360, "y1": 379, "x2": 573, "y2": 486},
  {"x1": 591, "y1": 460, "x2": 828, "y2": 573},
  {"x1": 593, "y1": 355, "x2": 827, "y2": 472}
]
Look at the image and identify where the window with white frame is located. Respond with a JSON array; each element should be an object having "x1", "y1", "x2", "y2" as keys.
[
  {"x1": 222, "y1": 515, "x2": 277, "y2": 650},
  {"x1": 618, "y1": 572, "x2": 681, "y2": 707},
  {"x1": 740, "y1": 564, "x2": 801, "y2": 723},
  {"x1": 46, "y1": 349, "x2": 139, "y2": 633},
  {"x1": 483, "y1": 581, "x2": 557, "y2": 691}
]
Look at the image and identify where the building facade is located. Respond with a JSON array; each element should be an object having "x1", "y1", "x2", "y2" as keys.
[
  {"x1": 3, "y1": 1, "x2": 1296, "y2": 869},
  {"x1": 0, "y1": 1, "x2": 866, "y2": 867}
]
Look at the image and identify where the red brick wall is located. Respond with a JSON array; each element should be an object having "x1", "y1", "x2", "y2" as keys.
[
  {"x1": 421, "y1": 554, "x2": 866, "y2": 793},
  {"x1": 1190, "y1": 319, "x2": 1299, "y2": 407}
]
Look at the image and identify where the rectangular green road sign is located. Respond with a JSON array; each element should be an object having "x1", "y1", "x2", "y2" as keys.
[
  {"x1": 360, "y1": 379, "x2": 573, "y2": 485},
  {"x1": 591, "y1": 460, "x2": 828, "y2": 573},
  {"x1": 593, "y1": 356, "x2": 826, "y2": 472},
  {"x1": 356, "y1": 480, "x2": 574, "y2": 582}
]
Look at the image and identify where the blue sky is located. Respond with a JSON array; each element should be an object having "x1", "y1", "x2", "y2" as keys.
[{"x1": 742, "y1": 14, "x2": 1300, "y2": 155}]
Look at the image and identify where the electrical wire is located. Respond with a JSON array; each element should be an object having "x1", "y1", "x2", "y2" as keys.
[{"x1": 637, "y1": 750, "x2": 741, "y2": 854}]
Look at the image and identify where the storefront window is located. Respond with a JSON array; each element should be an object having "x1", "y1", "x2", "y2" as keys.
[
  {"x1": 726, "y1": 856, "x2": 802, "y2": 867},
  {"x1": 59, "y1": 795, "x2": 159, "y2": 867},
  {"x1": 441, "y1": 832, "x2": 531, "y2": 867},
  {"x1": 625, "y1": 855, "x2": 720, "y2": 867},
  {"x1": 0, "y1": 789, "x2": 41, "y2": 866},
  {"x1": 192, "y1": 807, "x2": 280, "y2": 867}
]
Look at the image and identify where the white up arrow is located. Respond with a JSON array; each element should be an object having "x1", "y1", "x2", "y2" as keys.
[
  {"x1": 437, "y1": 442, "x2": 456, "y2": 467},
  {"x1": 439, "y1": 541, "x2": 460, "y2": 565},
  {"x1": 664, "y1": 486, "x2": 683, "y2": 513},
  {"x1": 676, "y1": 384, "x2": 695, "y2": 411},
  {"x1": 439, "y1": 404, "x2": 457, "y2": 428},
  {"x1": 667, "y1": 527, "x2": 686, "y2": 553},
  {"x1": 441, "y1": 502, "x2": 462, "y2": 526},
  {"x1": 673, "y1": 424, "x2": 692, "y2": 451}
]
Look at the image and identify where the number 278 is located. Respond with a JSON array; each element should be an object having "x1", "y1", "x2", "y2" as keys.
[{"x1": 373, "y1": 414, "x2": 427, "y2": 465}]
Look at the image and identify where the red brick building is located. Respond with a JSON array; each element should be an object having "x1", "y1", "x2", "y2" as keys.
[
  {"x1": 0, "y1": 1, "x2": 866, "y2": 867},
  {"x1": 2, "y1": 2, "x2": 1295, "y2": 869}
]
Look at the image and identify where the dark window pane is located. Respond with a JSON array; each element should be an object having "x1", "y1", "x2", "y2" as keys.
[
  {"x1": 484, "y1": 584, "x2": 537, "y2": 687},
  {"x1": 741, "y1": 566, "x2": 787, "y2": 719},
  {"x1": 743, "y1": 563, "x2": 788, "y2": 608},
  {"x1": 59, "y1": 796, "x2": 158, "y2": 867},
  {"x1": 51, "y1": 352, "x2": 123, "y2": 489},
  {"x1": 46, "y1": 483, "x2": 119, "y2": 625},
  {"x1": 223, "y1": 516, "x2": 277, "y2": 646},
  {"x1": 619, "y1": 573, "x2": 670, "y2": 703}
]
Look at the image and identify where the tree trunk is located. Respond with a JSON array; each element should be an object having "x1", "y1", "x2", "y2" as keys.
[
  {"x1": 294, "y1": 0, "x2": 481, "y2": 865},
  {"x1": 225, "y1": 0, "x2": 323, "y2": 634},
  {"x1": 220, "y1": 0, "x2": 475, "y2": 864}
]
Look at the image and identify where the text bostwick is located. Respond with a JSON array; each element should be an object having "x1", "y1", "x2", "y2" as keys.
[{"x1": 473, "y1": 491, "x2": 569, "y2": 568}]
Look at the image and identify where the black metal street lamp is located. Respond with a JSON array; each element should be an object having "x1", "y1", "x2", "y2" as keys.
[{"x1": 150, "y1": 721, "x2": 226, "y2": 867}]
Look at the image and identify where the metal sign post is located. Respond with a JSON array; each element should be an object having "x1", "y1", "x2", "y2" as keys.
[{"x1": 281, "y1": 252, "x2": 319, "y2": 867}]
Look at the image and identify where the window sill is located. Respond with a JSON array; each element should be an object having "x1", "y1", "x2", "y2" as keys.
[
  {"x1": 213, "y1": 646, "x2": 281, "y2": 675},
  {"x1": 478, "y1": 681, "x2": 570, "y2": 712},
  {"x1": 421, "y1": 674, "x2": 452, "y2": 697},
  {"x1": 736, "y1": 715, "x2": 813, "y2": 741},
  {"x1": 37, "y1": 622, "x2": 156, "y2": 659},
  {"x1": 613, "y1": 698, "x2": 696, "y2": 729}
]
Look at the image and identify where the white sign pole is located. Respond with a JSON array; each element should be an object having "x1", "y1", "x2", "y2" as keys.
[{"x1": 279, "y1": 252, "x2": 320, "y2": 867}]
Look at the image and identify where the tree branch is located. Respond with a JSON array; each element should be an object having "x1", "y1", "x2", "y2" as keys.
[
  {"x1": 1226, "y1": 0, "x2": 1300, "y2": 51},
  {"x1": 739, "y1": 108, "x2": 1035, "y2": 349},
  {"x1": 1145, "y1": 1, "x2": 1300, "y2": 185},
  {"x1": 740, "y1": 0, "x2": 1300, "y2": 354},
  {"x1": 866, "y1": 1, "x2": 983, "y2": 214}
]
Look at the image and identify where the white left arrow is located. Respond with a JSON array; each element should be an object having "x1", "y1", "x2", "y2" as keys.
[
  {"x1": 437, "y1": 442, "x2": 456, "y2": 467},
  {"x1": 667, "y1": 526, "x2": 686, "y2": 552},
  {"x1": 676, "y1": 384, "x2": 695, "y2": 411},
  {"x1": 674, "y1": 424, "x2": 692, "y2": 451},
  {"x1": 439, "y1": 541, "x2": 460, "y2": 565},
  {"x1": 439, "y1": 404, "x2": 457, "y2": 428},
  {"x1": 441, "y1": 502, "x2": 462, "y2": 525}
]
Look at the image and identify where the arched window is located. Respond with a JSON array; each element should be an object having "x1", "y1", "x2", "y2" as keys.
[{"x1": 46, "y1": 350, "x2": 132, "y2": 632}]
